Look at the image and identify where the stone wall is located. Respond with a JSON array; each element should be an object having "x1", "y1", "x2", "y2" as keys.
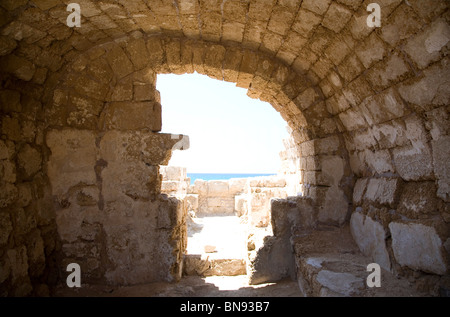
[
  {"x1": 46, "y1": 129, "x2": 188, "y2": 286},
  {"x1": 0, "y1": 0, "x2": 449, "y2": 296}
]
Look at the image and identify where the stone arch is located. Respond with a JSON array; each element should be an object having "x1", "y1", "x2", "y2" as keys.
[
  {"x1": 0, "y1": 0, "x2": 448, "y2": 295},
  {"x1": 48, "y1": 33, "x2": 353, "y2": 217}
]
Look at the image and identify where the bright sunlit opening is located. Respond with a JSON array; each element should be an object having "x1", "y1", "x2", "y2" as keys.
[{"x1": 157, "y1": 72, "x2": 289, "y2": 174}]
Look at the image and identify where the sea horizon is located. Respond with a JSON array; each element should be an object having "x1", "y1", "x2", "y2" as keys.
[{"x1": 187, "y1": 172, "x2": 277, "y2": 184}]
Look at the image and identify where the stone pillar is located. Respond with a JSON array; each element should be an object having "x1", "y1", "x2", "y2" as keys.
[{"x1": 46, "y1": 128, "x2": 189, "y2": 285}]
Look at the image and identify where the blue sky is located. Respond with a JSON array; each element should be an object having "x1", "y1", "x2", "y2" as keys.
[{"x1": 157, "y1": 72, "x2": 289, "y2": 174}]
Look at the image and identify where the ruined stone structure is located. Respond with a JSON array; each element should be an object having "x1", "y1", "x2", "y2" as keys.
[{"x1": 0, "y1": 0, "x2": 449, "y2": 296}]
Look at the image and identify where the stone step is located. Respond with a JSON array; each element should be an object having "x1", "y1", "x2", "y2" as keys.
[
  {"x1": 183, "y1": 254, "x2": 247, "y2": 277},
  {"x1": 292, "y1": 225, "x2": 428, "y2": 297}
]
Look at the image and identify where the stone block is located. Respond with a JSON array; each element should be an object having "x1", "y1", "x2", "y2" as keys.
[
  {"x1": 235, "y1": 194, "x2": 248, "y2": 217},
  {"x1": 0, "y1": 54, "x2": 35, "y2": 81},
  {"x1": 316, "y1": 185, "x2": 349, "y2": 226},
  {"x1": 364, "y1": 177, "x2": 401, "y2": 207},
  {"x1": 101, "y1": 101, "x2": 162, "y2": 132},
  {"x1": 1, "y1": 116, "x2": 21, "y2": 141},
  {"x1": 105, "y1": 44, "x2": 134, "y2": 79},
  {"x1": 0, "y1": 212, "x2": 12, "y2": 246},
  {"x1": 292, "y1": 9, "x2": 322, "y2": 37},
  {"x1": 46, "y1": 129, "x2": 97, "y2": 197},
  {"x1": 133, "y1": 83, "x2": 156, "y2": 101},
  {"x1": 125, "y1": 37, "x2": 149, "y2": 70},
  {"x1": 321, "y1": 2, "x2": 352, "y2": 33},
  {"x1": 400, "y1": 61, "x2": 449, "y2": 112},
  {"x1": 17, "y1": 144, "x2": 42, "y2": 179},
  {"x1": 228, "y1": 178, "x2": 247, "y2": 195},
  {"x1": 0, "y1": 89, "x2": 21, "y2": 113},
  {"x1": 360, "y1": 88, "x2": 408, "y2": 125},
  {"x1": 109, "y1": 79, "x2": 133, "y2": 101},
  {"x1": 353, "y1": 178, "x2": 368, "y2": 205},
  {"x1": 316, "y1": 270, "x2": 365, "y2": 296},
  {"x1": 389, "y1": 222, "x2": 447, "y2": 275},
  {"x1": 207, "y1": 180, "x2": 229, "y2": 197},
  {"x1": 160, "y1": 166, "x2": 187, "y2": 181},
  {"x1": 350, "y1": 212, "x2": 391, "y2": 271},
  {"x1": 398, "y1": 181, "x2": 438, "y2": 218},
  {"x1": 392, "y1": 144, "x2": 433, "y2": 181},
  {"x1": 0, "y1": 183, "x2": 18, "y2": 208},
  {"x1": 301, "y1": 0, "x2": 332, "y2": 15}
]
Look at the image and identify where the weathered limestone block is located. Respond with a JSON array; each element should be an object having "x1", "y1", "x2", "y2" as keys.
[
  {"x1": 0, "y1": 212, "x2": 12, "y2": 246},
  {"x1": 316, "y1": 186, "x2": 349, "y2": 226},
  {"x1": 350, "y1": 211, "x2": 391, "y2": 271},
  {"x1": 99, "y1": 194, "x2": 186, "y2": 284},
  {"x1": 353, "y1": 178, "x2": 368, "y2": 205},
  {"x1": 1, "y1": 116, "x2": 21, "y2": 141},
  {"x1": 99, "y1": 130, "x2": 188, "y2": 167},
  {"x1": 109, "y1": 79, "x2": 133, "y2": 101},
  {"x1": 6, "y1": 246, "x2": 32, "y2": 296},
  {"x1": 133, "y1": 83, "x2": 158, "y2": 102},
  {"x1": 249, "y1": 176, "x2": 286, "y2": 188},
  {"x1": 235, "y1": 194, "x2": 248, "y2": 217},
  {"x1": 161, "y1": 181, "x2": 181, "y2": 193},
  {"x1": 0, "y1": 89, "x2": 21, "y2": 113},
  {"x1": 404, "y1": 18, "x2": 450, "y2": 69},
  {"x1": 315, "y1": 155, "x2": 349, "y2": 226},
  {"x1": 26, "y1": 229, "x2": 46, "y2": 278},
  {"x1": 398, "y1": 182, "x2": 438, "y2": 218},
  {"x1": 389, "y1": 222, "x2": 447, "y2": 275},
  {"x1": 355, "y1": 32, "x2": 387, "y2": 69},
  {"x1": 248, "y1": 197, "x2": 305, "y2": 285},
  {"x1": 366, "y1": 54, "x2": 411, "y2": 91},
  {"x1": 207, "y1": 180, "x2": 229, "y2": 197},
  {"x1": 101, "y1": 101, "x2": 162, "y2": 132},
  {"x1": 185, "y1": 194, "x2": 198, "y2": 213},
  {"x1": 380, "y1": 4, "x2": 422, "y2": 47},
  {"x1": 125, "y1": 36, "x2": 150, "y2": 71},
  {"x1": 160, "y1": 166, "x2": 187, "y2": 182},
  {"x1": 316, "y1": 270, "x2": 365, "y2": 296},
  {"x1": 398, "y1": 61, "x2": 450, "y2": 111},
  {"x1": 228, "y1": 178, "x2": 247, "y2": 195},
  {"x1": 102, "y1": 161, "x2": 160, "y2": 202},
  {"x1": 321, "y1": 2, "x2": 352, "y2": 33},
  {"x1": 206, "y1": 197, "x2": 235, "y2": 214},
  {"x1": 364, "y1": 177, "x2": 402, "y2": 207},
  {"x1": 46, "y1": 129, "x2": 97, "y2": 197}
]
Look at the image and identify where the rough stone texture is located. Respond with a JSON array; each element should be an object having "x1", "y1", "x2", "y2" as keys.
[
  {"x1": 389, "y1": 222, "x2": 447, "y2": 275},
  {"x1": 350, "y1": 212, "x2": 391, "y2": 271},
  {"x1": 0, "y1": 0, "x2": 448, "y2": 296}
]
